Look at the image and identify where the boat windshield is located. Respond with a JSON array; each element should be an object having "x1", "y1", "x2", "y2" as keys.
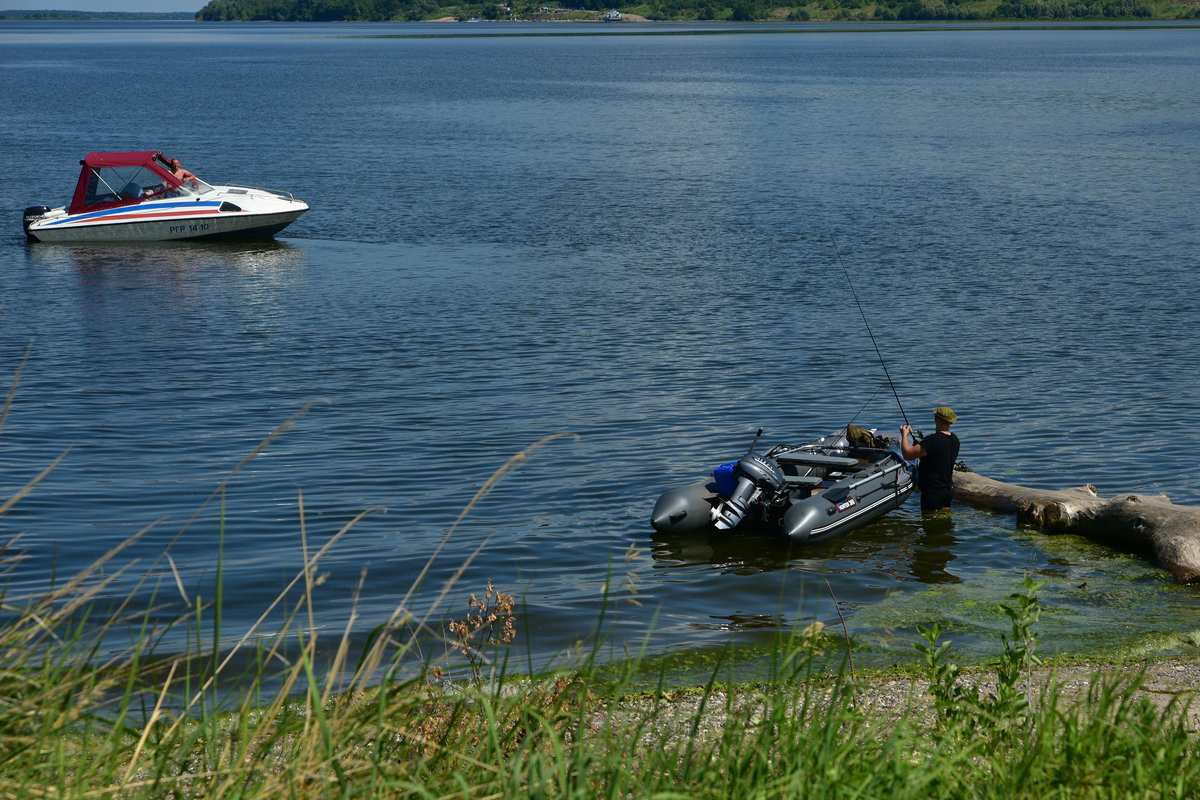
[
  {"x1": 184, "y1": 178, "x2": 216, "y2": 196},
  {"x1": 163, "y1": 178, "x2": 216, "y2": 199},
  {"x1": 80, "y1": 165, "x2": 213, "y2": 208}
]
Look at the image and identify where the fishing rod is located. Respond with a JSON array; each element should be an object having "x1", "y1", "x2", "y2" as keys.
[
  {"x1": 847, "y1": 382, "x2": 886, "y2": 429},
  {"x1": 827, "y1": 228, "x2": 911, "y2": 430}
]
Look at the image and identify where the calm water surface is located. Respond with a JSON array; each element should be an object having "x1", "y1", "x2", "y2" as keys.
[{"x1": 1, "y1": 21, "x2": 1199, "y2": 676}]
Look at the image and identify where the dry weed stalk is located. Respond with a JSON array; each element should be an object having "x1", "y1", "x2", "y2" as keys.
[{"x1": 441, "y1": 581, "x2": 516, "y2": 684}]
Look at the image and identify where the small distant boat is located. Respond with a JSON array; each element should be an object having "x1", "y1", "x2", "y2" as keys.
[
  {"x1": 650, "y1": 425, "x2": 915, "y2": 545},
  {"x1": 23, "y1": 150, "x2": 308, "y2": 243},
  {"x1": 603, "y1": 9, "x2": 622, "y2": 21}
]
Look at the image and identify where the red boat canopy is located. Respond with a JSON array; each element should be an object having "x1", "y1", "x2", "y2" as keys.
[
  {"x1": 83, "y1": 150, "x2": 165, "y2": 169},
  {"x1": 69, "y1": 150, "x2": 185, "y2": 214}
]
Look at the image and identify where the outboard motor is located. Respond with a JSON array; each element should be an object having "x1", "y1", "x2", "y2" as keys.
[
  {"x1": 23, "y1": 206, "x2": 50, "y2": 240},
  {"x1": 713, "y1": 453, "x2": 786, "y2": 530}
]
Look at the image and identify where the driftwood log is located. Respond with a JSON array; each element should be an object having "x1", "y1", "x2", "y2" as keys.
[{"x1": 953, "y1": 469, "x2": 1200, "y2": 584}]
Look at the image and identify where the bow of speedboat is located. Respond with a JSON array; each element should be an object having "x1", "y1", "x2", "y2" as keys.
[{"x1": 200, "y1": 184, "x2": 309, "y2": 239}]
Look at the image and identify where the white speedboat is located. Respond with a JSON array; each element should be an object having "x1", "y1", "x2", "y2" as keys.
[{"x1": 23, "y1": 150, "x2": 308, "y2": 243}]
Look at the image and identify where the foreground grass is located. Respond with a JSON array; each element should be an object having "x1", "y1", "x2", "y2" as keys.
[{"x1": 2, "y1": 561, "x2": 1199, "y2": 799}]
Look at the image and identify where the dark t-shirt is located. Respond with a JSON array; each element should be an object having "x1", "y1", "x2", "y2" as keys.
[{"x1": 918, "y1": 431, "x2": 960, "y2": 507}]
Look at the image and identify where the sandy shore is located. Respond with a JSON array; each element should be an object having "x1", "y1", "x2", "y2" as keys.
[{"x1": 595, "y1": 655, "x2": 1200, "y2": 740}]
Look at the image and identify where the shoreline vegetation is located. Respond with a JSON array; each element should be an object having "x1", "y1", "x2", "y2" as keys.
[{"x1": 2, "y1": 1, "x2": 1198, "y2": 22}]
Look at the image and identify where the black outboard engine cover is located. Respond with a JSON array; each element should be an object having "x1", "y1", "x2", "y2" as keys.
[
  {"x1": 713, "y1": 453, "x2": 786, "y2": 530},
  {"x1": 733, "y1": 453, "x2": 786, "y2": 489},
  {"x1": 23, "y1": 206, "x2": 50, "y2": 239}
]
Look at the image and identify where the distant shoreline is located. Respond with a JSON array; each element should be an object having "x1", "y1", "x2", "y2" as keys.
[
  {"x1": 5, "y1": 2, "x2": 1200, "y2": 23},
  {"x1": 5, "y1": 14, "x2": 1200, "y2": 22},
  {"x1": 0, "y1": 11, "x2": 196, "y2": 20}
]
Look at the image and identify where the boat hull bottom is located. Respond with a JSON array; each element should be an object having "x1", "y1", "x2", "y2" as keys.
[{"x1": 26, "y1": 209, "x2": 305, "y2": 244}]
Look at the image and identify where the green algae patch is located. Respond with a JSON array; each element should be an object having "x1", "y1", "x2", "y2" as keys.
[{"x1": 843, "y1": 516, "x2": 1200, "y2": 667}]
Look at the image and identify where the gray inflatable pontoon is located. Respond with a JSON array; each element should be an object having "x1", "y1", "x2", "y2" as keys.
[{"x1": 650, "y1": 426, "x2": 915, "y2": 545}]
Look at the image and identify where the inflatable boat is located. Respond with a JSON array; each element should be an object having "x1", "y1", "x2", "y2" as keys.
[{"x1": 650, "y1": 426, "x2": 915, "y2": 545}]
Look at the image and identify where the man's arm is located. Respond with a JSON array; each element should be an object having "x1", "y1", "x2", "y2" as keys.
[{"x1": 898, "y1": 425, "x2": 926, "y2": 460}]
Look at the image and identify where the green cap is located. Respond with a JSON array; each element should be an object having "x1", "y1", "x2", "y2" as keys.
[{"x1": 934, "y1": 407, "x2": 957, "y2": 423}]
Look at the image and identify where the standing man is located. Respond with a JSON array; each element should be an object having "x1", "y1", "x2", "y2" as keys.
[{"x1": 900, "y1": 407, "x2": 960, "y2": 513}]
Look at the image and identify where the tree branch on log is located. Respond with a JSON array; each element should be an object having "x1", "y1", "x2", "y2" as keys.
[{"x1": 953, "y1": 469, "x2": 1200, "y2": 584}]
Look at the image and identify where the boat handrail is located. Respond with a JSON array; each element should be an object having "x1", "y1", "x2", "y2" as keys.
[
  {"x1": 221, "y1": 184, "x2": 298, "y2": 202},
  {"x1": 841, "y1": 459, "x2": 906, "y2": 492}
]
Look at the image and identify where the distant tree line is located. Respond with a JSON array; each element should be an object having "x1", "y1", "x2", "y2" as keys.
[
  {"x1": 196, "y1": 0, "x2": 440, "y2": 20},
  {"x1": 991, "y1": 0, "x2": 1153, "y2": 16},
  {"x1": 193, "y1": 0, "x2": 1194, "y2": 20}
]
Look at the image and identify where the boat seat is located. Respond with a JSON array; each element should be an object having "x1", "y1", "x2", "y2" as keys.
[
  {"x1": 773, "y1": 452, "x2": 860, "y2": 469},
  {"x1": 783, "y1": 475, "x2": 823, "y2": 488}
]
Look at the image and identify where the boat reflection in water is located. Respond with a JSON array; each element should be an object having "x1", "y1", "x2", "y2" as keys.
[
  {"x1": 22, "y1": 239, "x2": 309, "y2": 331},
  {"x1": 24, "y1": 238, "x2": 306, "y2": 276},
  {"x1": 647, "y1": 508, "x2": 961, "y2": 585}
]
